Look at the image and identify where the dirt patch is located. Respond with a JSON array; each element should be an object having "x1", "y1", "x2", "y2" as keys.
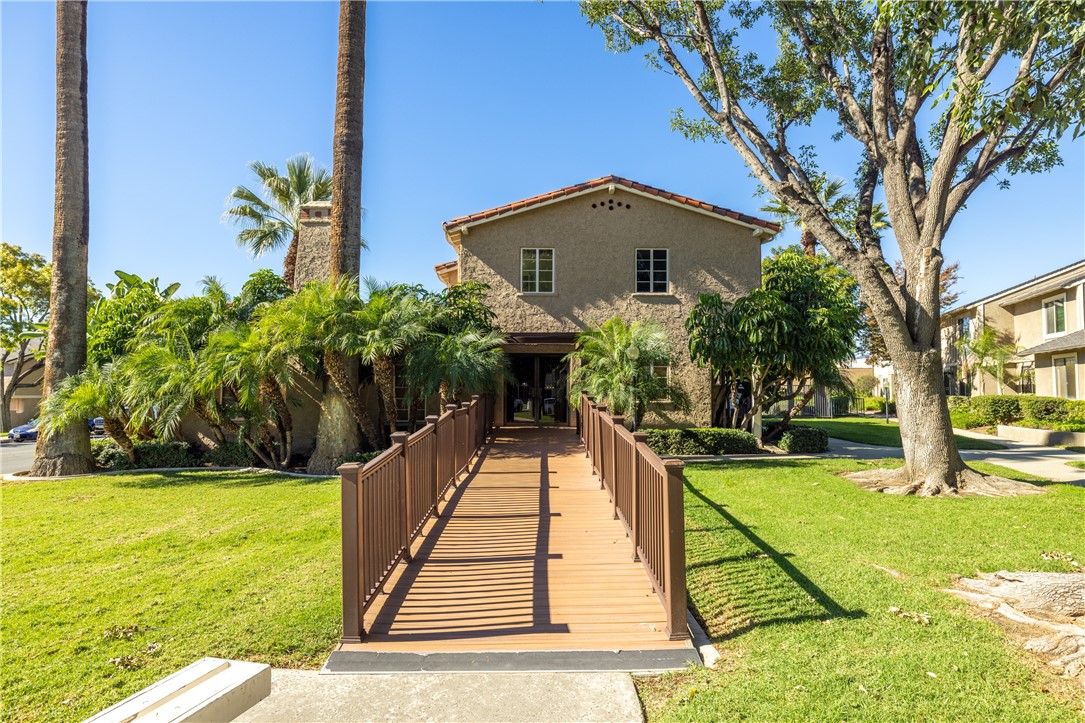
[{"x1": 946, "y1": 571, "x2": 1085, "y2": 689}]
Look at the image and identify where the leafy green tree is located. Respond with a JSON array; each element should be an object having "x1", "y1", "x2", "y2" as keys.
[
  {"x1": 565, "y1": 317, "x2": 690, "y2": 428},
  {"x1": 955, "y1": 325, "x2": 1019, "y2": 396},
  {"x1": 87, "y1": 271, "x2": 180, "y2": 366},
  {"x1": 224, "y1": 155, "x2": 333, "y2": 290},
  {"x1": 687, "y1": 248, "x2": 861, "y2": 441},
  {"x1": 583, "y1": 1, "x2": 1085, "y2": 495},
  {"x1": 0, "y1": 244, "x2": 51, "y2": 432}
]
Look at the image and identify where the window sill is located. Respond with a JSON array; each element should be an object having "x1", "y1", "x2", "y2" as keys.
[
  {"x1": 632, "y1": 292, "x2": 676, "y2": 298},
  {"x1": 518, "y1": 292, "x2": 559, "y2": 297},
  {"x1": 1044, "y1": 330, "x2": 1069, "y2": 339}
]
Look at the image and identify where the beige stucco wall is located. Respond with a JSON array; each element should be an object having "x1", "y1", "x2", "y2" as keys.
[
  {"x1": 454, "y1": 187, "x2": 765, "y2": 426},
  {"x1": 1034, "y1": 350, "x2": 1083, "y2": 399}
]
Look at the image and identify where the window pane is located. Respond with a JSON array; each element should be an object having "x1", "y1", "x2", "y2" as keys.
[
  {"x1": 636, "y1": 249, "x2": 650, "y2": 261},
  {"x1": 1055, "y1": 301, "x2": 1066, "y2": 332},
  {"x1": 653, "y1": 249, "x2": 668, "y2": 262},
  {"x1": 538, "y1": 276, "x2": 553, "y2": 293},
  {"x1": 636, "y1": 281, "x2": 650, "y2": 293},
  {"x1": 539, "y1": 249, "x2": 554, "y2": 261}
]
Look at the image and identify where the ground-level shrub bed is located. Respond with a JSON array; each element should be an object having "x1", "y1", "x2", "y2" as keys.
[
  {"x1": 637, "y1": 459, "x2": 1085, "y2": 721},
  {"x1": 1, "y1": 471, "x2": 341, "y2": 721},
  {"x1": 776, "y1": 425, "x2": 829, "y2": 453},
  {"x1": 91, "y1": 439, "x2": 199, "y2": 470},
  {"x1": 644, "y1": 428, "x2": 760, "y2": 455},
  {"x1": 774, "y1": 416, "x2": 1005, "y2": 450},
  {"x1": 951, "y1": 394, "x2": 1085, "y2": 429}
]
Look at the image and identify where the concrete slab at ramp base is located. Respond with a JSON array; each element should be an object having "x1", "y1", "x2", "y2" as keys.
[
  {"x1": 234, "y1": 669, "x2": 644, "y2": 723},
  {"x1": 323, "y1": 647, "x2": 700, "y2": 674},
  {"x1": 85, "y1": 657, "x2": 270, "y2": 722}
]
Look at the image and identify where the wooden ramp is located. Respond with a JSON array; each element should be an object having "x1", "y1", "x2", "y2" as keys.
[{"x1": 338, "y1": 426, "x2": 690, "y2": 653}]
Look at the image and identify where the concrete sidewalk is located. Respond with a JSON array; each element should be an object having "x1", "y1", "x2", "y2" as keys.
[
  {"x1": 827, "y1": 435, "x2": 1085, "y2": 485},
  {"x1": 234, "y1": 670, "x2": 643, "y2": 722}
]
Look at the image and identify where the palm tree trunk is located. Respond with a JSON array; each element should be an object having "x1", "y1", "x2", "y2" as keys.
[
  {"x1": 259, "y1": 377, "x2": 293, "y2": 468},
  {"x1": 800, "y1": 227, "x2": 817, "y2": 257},
  {"x1": 324, "y1": 350, "x2": 380, "y2": 449},
  {"x1": 372, "y1": 356, "x2": 397, "y2": 440},
  {"x1": 32, "y1": 0, "x2": 94, "y2": 476},
  {"x1": 103, "y1": 416, "x2": 135, "y2": 464},
  {"x1": 329, "y1": 0, "x2": 365, "y2": 282},
  {"x1": 283, "y1": 229, "x2": 299, "y2": 291},
  {"x1": 439, "y1": 378, "x2": 451, "y2": 406}
]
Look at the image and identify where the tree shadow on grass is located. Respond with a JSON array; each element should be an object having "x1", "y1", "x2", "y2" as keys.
[
  {"x1": 115, "y1": 470, "x2": 333, "y2": 489},
  {"x1": 684, "y1": 479, "x2": 865, "y2": 641}
]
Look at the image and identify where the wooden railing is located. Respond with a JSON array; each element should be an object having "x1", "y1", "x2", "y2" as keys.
[
  {"x1": 339, "y1": 394, "x2": 492, "y2": 643},
  {"x1": 578, "y1": 392, "x2": 689, "y2": 640}
]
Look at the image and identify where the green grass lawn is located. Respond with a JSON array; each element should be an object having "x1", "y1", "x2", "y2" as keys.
[
  {"x1": 1067, "y1": 461, "x2": 1085, "y2": 470},
  {"x1": 639, "y1": 458, "x2": 1085, "y2": 722},
  {"x1": 788, "y1": 416, "x2": 1006, "y2": 450},
  {"x1": 1, "y1": 471, "x2": 341, "y2": 722}
]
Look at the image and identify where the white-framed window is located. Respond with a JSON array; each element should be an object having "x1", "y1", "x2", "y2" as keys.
[
  {"x1": 1043, "y1": 294, "x2": 1066, "y2": 337},
  {"x1": 650, "y1": 364, "x2": 671, "y2": 401},
  {"x1": 1052, "y1": 354, "x2": 1077, "y2": 399},
  {"x1": 521, "y1": 248, "x2": 555, "y2": 294},
  {"x1": 635, "y1": 249, "x2": 669, "y2": 294}
]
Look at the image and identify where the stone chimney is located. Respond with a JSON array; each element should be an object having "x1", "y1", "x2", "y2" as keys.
[{"x1": 294, "y1": 201, "x2": 333, "y2": 287}]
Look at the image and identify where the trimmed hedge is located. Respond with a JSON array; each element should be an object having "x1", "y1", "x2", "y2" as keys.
[
  {"x1": 644, "y1": 428, "x2": 759, "y2": 456},
  {"x1": 204, "y1": 441, "x2": 254, "y2": 468},
  {"x1": 777, "y1": 425, "x2": 830, "y2": 454},
  {"x1": 950, "y1": 395, "x2": 1085, "y2": 429},
  {"x1": 947, "y1": 396, "x2": 971, "y2": 410},
  {"x1": 969, "y1": 396, "x2": 1020, "y2": 425},
  {"x1": 91, "y1": 438, "x2": 199, "y2": 471}
]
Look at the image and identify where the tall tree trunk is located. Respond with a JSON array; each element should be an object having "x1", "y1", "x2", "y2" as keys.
[
  {"x1": 308, "y1": 0, "x2": 367, "y2": 476},
  {"x1": 329, "y1": 0, "x2": 365, "y2": 283},
  {"x1": 889, "y1": 349, "x2": 969, "y2": 495},
  {"x1": 32, "y1": 0, "x2": 94, "y2": 476},
  {"x1": 282, "y1": 229, "x2": 299, "y2": 291},
  {"x1": 372, "y1": 355, "x2": 397, "y2": 441},
  {"x1": 259, "y1": 377, "x2": 293, "y2": 468},
  {"x1": 103, "y1": 416, "x2": 135, "y2": 464}
]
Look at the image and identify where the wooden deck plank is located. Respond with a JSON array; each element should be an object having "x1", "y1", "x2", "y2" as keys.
[{"x1": 339, "y1": 425, "x2": 688, "y2": 654}]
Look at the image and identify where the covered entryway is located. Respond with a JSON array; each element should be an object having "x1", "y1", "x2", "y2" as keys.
[{"x1": 507, "y1": 354, "x2": 569, "y2": 425}]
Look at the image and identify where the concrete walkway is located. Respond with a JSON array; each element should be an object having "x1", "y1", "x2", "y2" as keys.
[
  {"x1": 234, "y1": 669, "x2": 643, "y2": 722},
  {"x1": 827, "y1": 434, "x2": 1085, "y2": 485}
]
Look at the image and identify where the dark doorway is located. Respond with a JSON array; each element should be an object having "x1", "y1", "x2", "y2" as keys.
[{"x1": 507, "y1": 355, "x2": 569, "y2": 425}]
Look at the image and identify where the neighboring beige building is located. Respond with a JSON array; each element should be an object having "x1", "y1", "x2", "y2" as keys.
[
  {"x1": 434, "y1": 175, "x2": 779, "y2": 427},
  {"x1": 941, "y1": 259, "x2": 1085, "y2": 399},
  {"x1": 2, "y1": 341, "x2": 44, "y2": 430}
]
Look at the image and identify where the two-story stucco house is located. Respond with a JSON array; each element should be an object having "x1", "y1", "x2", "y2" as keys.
[
  {"x1": 434, "y1": 175, "x2": 780, "y2": 427},
  {"x1": 941, "y1": 259, "x2": 1085, "y2": 399}
]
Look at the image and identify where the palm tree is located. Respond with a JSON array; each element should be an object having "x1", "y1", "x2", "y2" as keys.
[
  {"x1": 223, "y1": 155, "x2": 333, "y2": 290},
  {"x1": 349, "y1": 280, "x2": 430, "y2": 437},
  {"x1": 955, "y1": 325, "x2": 1019, "y2": 396},
  {"x1": 761, "y1": 176, "x2": 887, "y2": 257},
  {"x1": 38, "y1": 362, "x2": 135, "y2": 464},
  {"x1": 259, "y1": 279, "x2": 381, "y2": 460},
  {"x1": 33, "y1": 0, "x2": 95, "y2": 476},
  {"x1": 566, "y1": 318, "x2": 690, "y2": 428},
  {"x1": 405, "y1": 328, "x2": 508, "y2": 406},
  {"x1": 329, "y1": 0, "x2": 366, "y2": 282}
]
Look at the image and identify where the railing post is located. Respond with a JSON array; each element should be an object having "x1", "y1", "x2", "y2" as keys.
[
  {"x1": 471, "y1": 395, "x2": 481, "y2": 453},
  {"x1": 446, "y1": 403, "x2": 459, "y2": 483},
  {"x1": 586, "y1": 396, "x2": 596, "y2": 459},
  {"x1": 631, "y1": 432, "x2": 648, "y2": 562},
  {"x1": 338, "y1": 462, "x2": 364, "y2": 643},
  {"x1": 595, "y1": 404, "x2": 607, "y2": 488},
  {"x1": 425, "y1": 414, "x2": 440, "y2": 516},
  {"x1": 661, "y1": 458, "x2": 690, "y2": 640},
  {"x1": 610, "y1": 415, "x2": 624, "y2": 520},
  {"x1": 391, "y1": 432, "x2": 411, "y2": 563}
]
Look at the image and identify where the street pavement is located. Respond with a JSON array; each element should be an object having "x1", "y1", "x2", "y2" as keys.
[{"x1": 0, "y1": 442, "x2": 36, "y2": 476}]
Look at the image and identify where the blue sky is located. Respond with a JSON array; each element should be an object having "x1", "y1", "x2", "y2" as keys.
[{"x1": 3, "y1": 1, "x2": 1083, "y2": 305}]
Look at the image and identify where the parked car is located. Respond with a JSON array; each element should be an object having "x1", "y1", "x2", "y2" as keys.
[
  {"x1": 90, "y1": 417, "x2": 105, "y2": 435},
  {"x1": 8, "y1": 419, "x2": 40, "y2": 442}
]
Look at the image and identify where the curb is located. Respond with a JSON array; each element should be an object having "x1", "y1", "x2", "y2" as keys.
[{"x1": 2, "y1": 466, "x2": 336, "y2": 483}]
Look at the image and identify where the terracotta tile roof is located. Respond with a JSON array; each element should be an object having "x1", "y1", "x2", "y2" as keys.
[{"x1": 442, "y1": 175, "x2": 781, "y2": 234}]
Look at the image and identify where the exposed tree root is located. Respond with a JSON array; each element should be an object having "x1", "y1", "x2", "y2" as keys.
[
  {"x1": 846, "y1": 466, "x2": 1045, "y2": 497},
  {"x1": 946, "y1": 571, "x2": 1085, "y2": 688}
]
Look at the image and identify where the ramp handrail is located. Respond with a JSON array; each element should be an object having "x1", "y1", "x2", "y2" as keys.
[
  {"x1": 339, "y1": 394, "x2": 492, "y2": 642},
  {"x1": 578, "y1": 391, "x2": 689, "y2": 640}
]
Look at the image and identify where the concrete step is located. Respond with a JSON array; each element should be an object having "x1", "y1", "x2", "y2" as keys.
[{"x1": 85, "y1": 657, "x2": 270, "y2": 722}]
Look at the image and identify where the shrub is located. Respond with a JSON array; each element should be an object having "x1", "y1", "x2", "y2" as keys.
[
  {"x1": 1068, "y1": 401, "x2": 1085, "y2": 424},
  {"x1": 950, "y1": 409, "x2": 981, "y2": 430},
  {"x1": 947, "y1": 396, "x2": 971, "y2": 411},
  {"x1": 203, "y1": 441, "x2": 253, "y2": 468},
  {"x1": 91, "y1": 438, "x2": 131, "y2": 470},
  {"x1": 133, "y1": 440, "x2": 198, "y2": 469},
  {"x1": 334, "y1": 450, "x2": 386, "y2": 469},
  {"x1": 831, "y1": 396, "x2": 850, "y2": 416},
  {"x1": 644, "y1": 427, "x2": 759, "y2": 455},
  {"x1": 969, "y1": 395, "x2": 1020, "y2": 425},
  {"x1": 864, "y1": 397, "x2": 896, "y2": 414},
  {"x1": 1017, "y1": 395, "x2": 1069, "y2": 423},
  {"x1": 777, "y1": 425, "x2": 829, "y2": 454}
]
